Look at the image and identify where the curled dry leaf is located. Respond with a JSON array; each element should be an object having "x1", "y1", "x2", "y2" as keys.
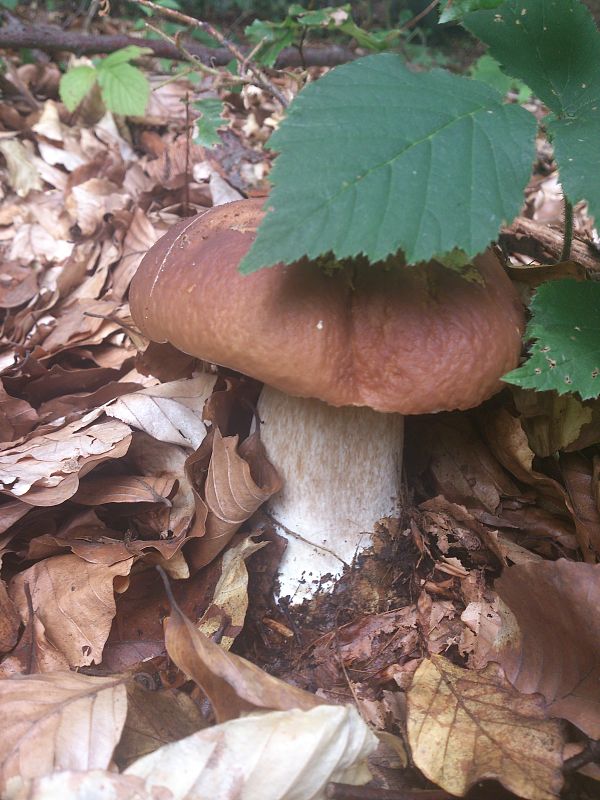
[
  {"x1": 488, "y1": 559, "x2": 600, "y2": 738},
  {"x1": 512, "y1": 387, "x2": 599, "y2": 456},
  {"x1": 482, "y1": 408, "x2": 600, "y2": 558},
  {"x1": 0, "y1": 578, "x2": 20, "y2": 652},
  {"x1": 0, "y1": 139, "x2": 43, "y2": 197},
  {"x1": 414, "y1": 415, "x2": 520, "y2": 513},
  {"x1": 10, "y1": 554, "x2": 133, "y2": 667},
  {"x1": 407, "y1": 655, "x2": 564, "y2": 800},
  {"x1": 0, "y1": 671, "x2": 128, "y2": 793},
  {"x1": 5, "y1": 771, "x2": 172, "y2": 800},
  {"x1": 560, "y1": 453, "x2": 600, "y2": 561},
  {"x1": 185, "y1": 429, "x2": 282, "y2": 570},
  {"x1": 125, "y1": 705, "x2": 377, "y2": 800},
  {"x1": 198, "y1": 534, "x2": 267, "y2": 650},
  {"x1": 106, "y1": 375, "x2": 217, "y2": 450},
  {"x1": 0, "y1": 414, "x2": 132, "y2": 506},
  {"x1": 163, "y1": 580, "x2": 320, "y2": 722}
]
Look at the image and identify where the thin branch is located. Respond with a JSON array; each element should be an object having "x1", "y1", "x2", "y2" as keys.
[
  {"x1": 0, "y1": 21, "x2": 357, "y2": 68},
  {"x1": 129, "y1": 0, "x2": 289, "y2": 106},
  {"x1": 400, "y1": 0, "x2": 440, "y2": 31}
]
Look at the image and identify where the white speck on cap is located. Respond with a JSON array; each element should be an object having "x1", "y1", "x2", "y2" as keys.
[{"x1": 316, "y1": 320, "x2": 324, "y2": 330}]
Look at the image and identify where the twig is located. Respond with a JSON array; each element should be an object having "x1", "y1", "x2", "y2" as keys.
[
  {"x1": 129, "y1": 0, "x2": 289, "y2": 107},
  {"x1": 0, "y1": 20, "x2": 357, "y2": 67},
  {"x1": 184, "y1": 91, "x2": 190, "y2": 216},
  {"x1": 564, "y1": 739, "x2": 600, "y2": 772},
  {"x1": 500, "y1": 216, "x2": 600, "y2": 274},
  {"x1": 326, "y1": 786, "x2": 451, "y2": 800},
  {"x1": 400, "y1": 0, "x2": 440, "y2": 31}
]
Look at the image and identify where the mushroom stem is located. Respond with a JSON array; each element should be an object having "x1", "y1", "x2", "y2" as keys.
[{"x1": 257, "y1": 385, "x2": 404, "y2": 601}]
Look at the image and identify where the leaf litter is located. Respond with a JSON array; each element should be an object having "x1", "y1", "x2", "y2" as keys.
[{"x1": 0, "y1": 32, "x2": 598, "y2": 800}]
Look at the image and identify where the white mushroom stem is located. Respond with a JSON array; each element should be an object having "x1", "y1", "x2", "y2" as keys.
[{"x1": 257, "y1": 385, "x2": 404, "y2": 602}]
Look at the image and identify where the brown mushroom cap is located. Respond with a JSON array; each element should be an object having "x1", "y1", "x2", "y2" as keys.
[{"x1": 129, "y1": 199, "x2": 524, "y2": 415}]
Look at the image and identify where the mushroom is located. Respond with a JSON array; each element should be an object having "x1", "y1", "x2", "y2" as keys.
[{"x1": 129, "y1": 199, "x2": 524, "y2": 600}]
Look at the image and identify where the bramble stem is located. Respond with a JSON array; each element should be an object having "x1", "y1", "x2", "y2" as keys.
[{"x1": 561, "y1": 195, "x2": 574, "y2": 262}]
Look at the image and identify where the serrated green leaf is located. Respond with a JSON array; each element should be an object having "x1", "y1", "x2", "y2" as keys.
[
  {"x1": 439, "y1": 0, "x2": 503, "y2": 23},
  {"x1": 97, "y1": 61, "x2": 150, "y2": 116},
  {"x1": 241, "y1": 53, "x2": 536, "y2": 273},
  {"x1": 193, "y1": 98, "x2": 228, "y2": 148},
  {"x1": 59, "y1": 65, "x2": 97, "y2": 112},
  {"x1": 464, "y1": 0, "x2": 600, "y2": 220},
  {"x1": 245, "y1": 19, "x2": 296, "y2": 68},
  {"x1": 101, "y1": 46, "x2": 153, "y2": 68},
  {"x1": 504, "y1": 280, "x2": 600, "y2": 400}
]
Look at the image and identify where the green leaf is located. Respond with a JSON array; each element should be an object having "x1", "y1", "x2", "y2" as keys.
[
  {"x1": 241, "y1": 53, "x2": 536, "y2": 273},
  {"x1": 101, "y1": 45, "x2": 153, "y2": 68},
  {"x1": 97, "y1": 61, "x2": 150, "y2": 116},
  {"x1": 439, "y1": 0, "x2": 503, "y2": 24},
  {"x1": 59, "y1": 65, "x2": 97, "y2": 112},
  {"x1": 245, "y1": 19, "x2": 296, "y2": 68},
  {"x1": 469, "y1": 54, "x2": 531, "y2": 103},
  {"x1": 464, "y1": 0, "x2": 600, "y2": 220},
  {"x1": 504, "y1": 280, "x2": 600, "y2": 400},
  {"x1": 193, "y1": 98, "x2": 228, "y2": 148}
]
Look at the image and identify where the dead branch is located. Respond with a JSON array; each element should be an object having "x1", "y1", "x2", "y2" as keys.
[
  {"x1": 501, "y1": 216, "x2": 600, "y2": 274},
  {"x1": 0, "y1": 20, "x2": 358, "y2": 68}
]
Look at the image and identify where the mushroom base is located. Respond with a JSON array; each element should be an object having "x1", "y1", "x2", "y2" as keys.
[{"x1": 257, "y1": 386, "x2": 404, "y2": 602}]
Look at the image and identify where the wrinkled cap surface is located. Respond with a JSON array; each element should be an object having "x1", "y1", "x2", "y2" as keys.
[{"x1": 129, "y1": 199, "x2": 524, "y2": 414}]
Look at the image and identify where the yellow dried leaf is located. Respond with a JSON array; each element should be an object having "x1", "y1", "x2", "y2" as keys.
[{"x1": 407, "y1": 655, "x2": 563, "y2": 800}]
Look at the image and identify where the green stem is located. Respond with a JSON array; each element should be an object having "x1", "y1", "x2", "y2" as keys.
[{"x1": 561, "y1": 195, "x2": 574, "y2": 262}]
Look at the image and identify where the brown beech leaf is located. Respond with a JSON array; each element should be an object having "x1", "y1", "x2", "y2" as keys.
[
  {"x1": 114, "y1": 683, "x2": 208, "y2": 770},
  {"x1": 560, "y1": 453, "x2": 600, "y2": 560},
  {"x1": 512, "y1": 387, "x2": 600, "y2": 456},
  {"x1": 0, "y1": 671, "x2": 128, "y2": 793},
  {"x1": 162, "y1": 574, "x2": 321, "y2": 722},
  {"x1": 5, "y1": 771, "x2": 172, "y2": 800},
  {"x1": 0, "y1": 578, "x2": 20, "y2": 653},
  {"x1": 481, "y1": 409, "x2": 566, "y2": 512},
  {"x1": 0, "y1": 612, "x2": 70, "y2": 677},
  {"x1": 482, "y1": 408, "x2": 597, "y2": 557},
  {"x1": 9, "y1": 554, "x2": 133, "y2": 667},
  {"x1": 125, "y1": 705, "x2": 376, "y2": 800},
  {"x1": 413, "y1": 415, "x2": 520, "y2": 513},
  {"x1": 106, "y1": 375, "x2": 217, "y2": 450},
  {"x1": 407, "y1": 656, "x2": 564, "y2": 800},
  {"x1": 73, "y1": 475, "x2": 177, "y2": 506},
  {"x1": 489, "y1": 559, "x2": 600, "y2": 738},
  {"x1": 198, "y1": 534, "x2": 266, "y2": 650},
  {"x1": 185, "y1": 429, "x2": 282, "y2": 570},
  {"x1": 0, "y1": 383, "x2": 38, "y2": 443},
  {"x1": 0, "y1": 414, "x2": 132, "y2": 506},
  {"x1": 0, "y1": 263, "x2": 38, "y2": 309}
]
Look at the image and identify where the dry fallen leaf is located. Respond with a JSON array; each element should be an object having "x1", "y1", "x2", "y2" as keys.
[
  {"x1": 10, "y1": 554, "x2": 133, "y2": 667},
  {"x1": 486, "y1": 559, "x2": 600, "y2": 738},
  {"x1": 5, "y1": 770, "x2": 171, "y2": 800},
  {"x1": 114, "y1": 682, "x2": 208, "y2": 770},
  {"x1": 125, "y1": 705, "x2": 377, "y2": 800},
  {"x1": 0, "y1": 413, "x2": 132, "y2": 506},
  {"x1": 106, "y1": 375, "x2": 217, "y2": 450},
  {"x1": 162, "y1": 574, "x2": 321, "y2": 722},
  {"x1": 0, "y1": 138, "x2": 43, "y2": 197},
  {"x1": 407, "y1": 655, "x2": 564, "y2": 800},
  {"x1": 185, "y1": 429, "x2": 282, "y2": 570},
  {"x1": 198, "y1": 534, "x2": 267, "y2": 650},
  {"x1": 0, "y1": 671, "x2": 128, "y2": 793}
]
